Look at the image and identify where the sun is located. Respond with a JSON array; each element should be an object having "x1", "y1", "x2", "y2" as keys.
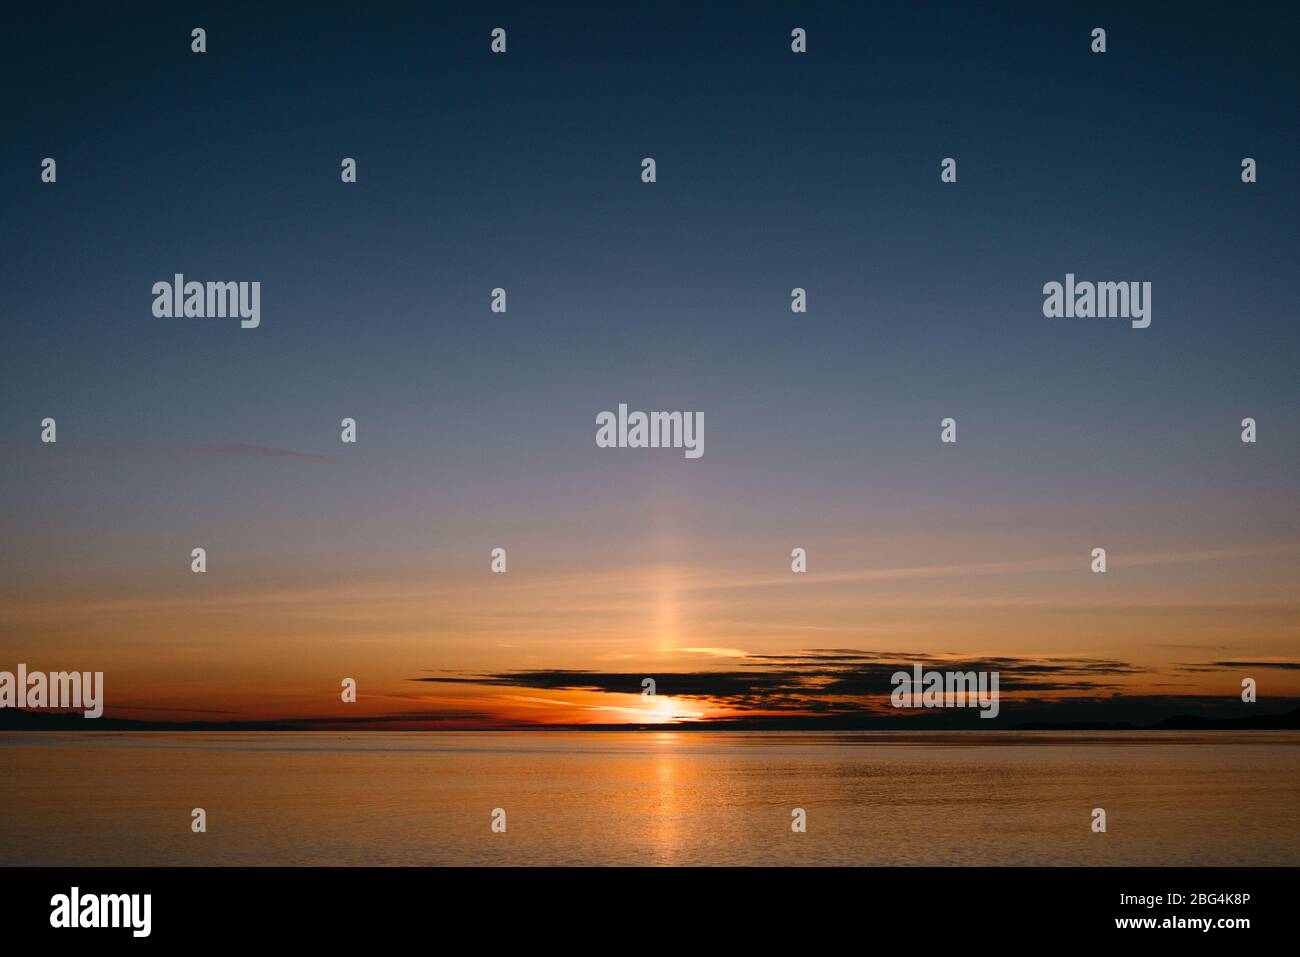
[{"x1": 651, "y1": 695, "x2": 704, "y2": 723}]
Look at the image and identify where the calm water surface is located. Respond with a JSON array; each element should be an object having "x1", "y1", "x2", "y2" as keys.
[{"x1": 2, "y1": 731, "x2": 1297, "y2": 866}]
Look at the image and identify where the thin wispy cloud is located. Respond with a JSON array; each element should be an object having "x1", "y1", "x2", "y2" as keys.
[{"x1": 0, "y1": 441, "x2": 338, "y2": 464}]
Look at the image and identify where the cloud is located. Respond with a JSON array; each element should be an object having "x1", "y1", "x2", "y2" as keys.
[
  {"x1": 670, "y1": 647, "x2": 750, "y2": 658},
  {"x1": 409, "y1": 648, "x2": 1146, "y2": 716},
  {"x1": 0, "y1": 441, "x2": 338, "y2": 464},
  {"x1": 1176, "y1": 659, "x2": 1300, "y2": 672}
]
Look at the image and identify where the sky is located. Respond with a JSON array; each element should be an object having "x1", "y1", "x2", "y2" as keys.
[{"x1": 2, "y1": 2, "x2": 1298, "y2": 728}]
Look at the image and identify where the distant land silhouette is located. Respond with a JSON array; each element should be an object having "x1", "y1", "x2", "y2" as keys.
[{"x1": 3, "y1": 706, "x2": 1299, "y2": 733}]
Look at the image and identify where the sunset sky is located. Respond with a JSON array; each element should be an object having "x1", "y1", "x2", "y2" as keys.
[{"x1": 2, "y1": 3, "x2": 1298, "y2": 728}]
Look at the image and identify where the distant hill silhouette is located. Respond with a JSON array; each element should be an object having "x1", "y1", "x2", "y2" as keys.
[
  {"x1": 1011, "y1": 708, "x2": 1300, "y2": 731},
  {"x1": 3, "y1": 706, "x2": 1299, "y2": 732},
  {"x1": 0, "y1": 711, "x2": 290, "y2": 731},
  {"x1": 1149, "y1": 707, "x2": 1300, "y2": 731}
]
